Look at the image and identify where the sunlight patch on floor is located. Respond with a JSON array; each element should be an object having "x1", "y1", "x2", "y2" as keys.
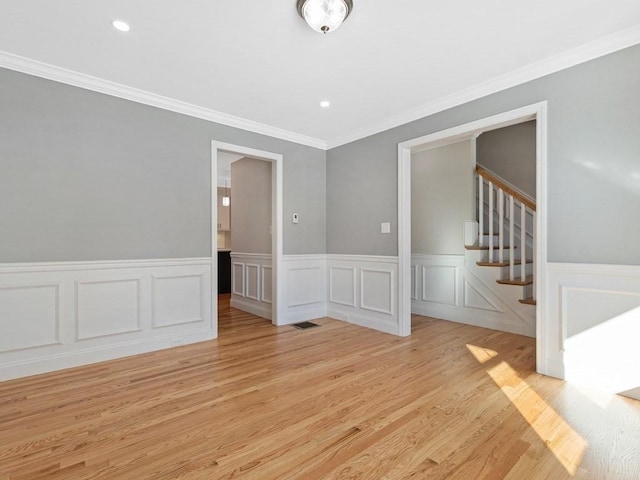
[
  {"x1": 465, "y1": 344, "x2": 498, "y2": 363},
  {"x1": 486, "y1": 360, "x2": 588, "y2": 476}
]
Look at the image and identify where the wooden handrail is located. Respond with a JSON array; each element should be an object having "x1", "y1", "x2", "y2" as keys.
[{"x1": 476, "y1": 165, "x2": 536, "y2": 211}]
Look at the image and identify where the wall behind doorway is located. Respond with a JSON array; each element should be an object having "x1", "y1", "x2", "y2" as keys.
[
  {"x1": 229, "y1": 157, "x2": 273, "y2": 319},
  {"x1": 476, "y1": 120, "x2": 536, "y2": 199},
  {"x1": 411, "y1": 140, "x2": 474, "y2": 256}
]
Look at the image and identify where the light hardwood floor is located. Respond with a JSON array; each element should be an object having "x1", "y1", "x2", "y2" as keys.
[{"x1": 1, "y1": 295, "x2": 639, "y2": 479}]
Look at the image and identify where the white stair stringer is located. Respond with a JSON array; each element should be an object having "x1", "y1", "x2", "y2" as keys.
[
  {"x1": 464, "y1": 250, "x2": 535, "y2": 336},
  {"x1": 410, "y1": 253, "x2": 535, "y2": 338}
]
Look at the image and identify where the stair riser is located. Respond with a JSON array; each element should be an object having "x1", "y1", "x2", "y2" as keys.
[
  {"x1": 478, "y1": 250, "x2": 524, "y2": 263},
  {"x1": 498, "y1": 263, "x2": 534, "y2": 278}
]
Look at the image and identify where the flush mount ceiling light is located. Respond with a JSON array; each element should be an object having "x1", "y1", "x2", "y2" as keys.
[
  {"x1": 111, "y1": 20, "x2": 130, "y2": 32},
  {"x1": 297, "y1": 0, "x2": 353, "y2": 34}
]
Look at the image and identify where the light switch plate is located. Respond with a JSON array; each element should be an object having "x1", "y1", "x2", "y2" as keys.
[
  {"x1": 292, "y1": 213, "x2": 299, "y2": 224},
  {"x1": 381, "y1": 222, "x2": 391, "y2": 234}
]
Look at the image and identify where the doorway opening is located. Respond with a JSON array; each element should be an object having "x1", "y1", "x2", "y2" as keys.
[
  {"x1": 397, "y1": 102, "x2": 548, "y2": 375},
  {"x1": 211, "y1": 142, "x2": 283, "y2": 337}
]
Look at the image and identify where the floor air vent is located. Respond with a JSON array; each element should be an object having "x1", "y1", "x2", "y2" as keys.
[{"x1": 292, "y1": 321, "x2": 320, "y2": 330}]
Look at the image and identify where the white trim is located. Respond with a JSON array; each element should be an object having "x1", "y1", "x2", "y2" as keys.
[
  {"x1": 230, "y1": 297, "x2": 272, "y2": 320},
  {"x1": 326, "y1": 254, "x2": 399, "y2": 335},
  {"x1": 229, "y1": 252, "x2": 271, "y2": 260},
  {"x1": 545, "y1": 262, "x2": 640, "y2": 389},
  {"x1": 328, "y1": 266, "x2": 357, "y2": 307},
  {"x1": 327, "y1": 24, "x2": 640, "y2": 148},
  {"x1": 325, "y1": 254, "x2": 398, "y2": 264},
  {"x1": 0, "y1": 257, "x2": 212, "y2": 273},
  {"x1": 360, "y1": 268, "x2": 395, "y2": 315},
  {"x1": 0, "y1": 50, "x2": 326, "y2": 150},
  {"x1": 212, "y1": 142, "x2": 284, "y2": 326},
  {"x1": 398, "y1": 102, "x2": 548, "y2": 372},
  {"x1": 0, "y1": 329, "x2": 214, "y2": 381},
  {"x1": 283, "y1": 254, "x2": 328, "y2": 262},
  {"x1": 5, "y1": 25, "x2": 639, "y2": 151},
  {"x1": 0, "y1": 258, "x2": 213, "y2": 381},
  {"x1": 261, "y1": 265, "x2": 273, "y2": 304}
]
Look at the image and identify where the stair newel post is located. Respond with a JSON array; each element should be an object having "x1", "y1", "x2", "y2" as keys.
[
  {"x1": 520, "y1": 201, "x2": 526, "y2": 282},
  {"x1": 509, "y1": 195, "x2": 515, "y2": 281},
  {"x1": 498, "y1": 188, "x2": 504, "y2": 263},
  {"x1": 478, "y1": 174, "x2": 484, "y2": 247},
  {"x1": 488, "y1": 181, "x2": 494, "y2": 262}
]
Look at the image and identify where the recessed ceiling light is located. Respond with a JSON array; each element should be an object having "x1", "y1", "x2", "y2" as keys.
[
  {"x1": 112, "y1": 20, "x2": 130, "y2": 32},
  {"x1": 320, "y1": 101, "x2": 331, "y2": 108}
]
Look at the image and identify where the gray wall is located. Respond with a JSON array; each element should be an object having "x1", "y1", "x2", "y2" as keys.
[
  {"x1": 0, "y1": 68, "x2": 326, "y2": 262},
  {"x1": 230, "y1": 157, "x2": 272, "y2": 254},
  {"x1": 412, "y1": 141, "x2": 474, "y2": 255},
  {"x1": 327, "y1": 44, "x2": 640, "y2": 265},
  {"x1": 477, "y1": 120, "x2": 536, "y2": 198}
]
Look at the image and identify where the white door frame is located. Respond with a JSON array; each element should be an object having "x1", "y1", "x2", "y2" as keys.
[
  {"x1": 397, "y1": 102, "x2": 549, "y2": 374},
  {"x1": 211, "y1": 141, "x2": 284, "y2": 333}
]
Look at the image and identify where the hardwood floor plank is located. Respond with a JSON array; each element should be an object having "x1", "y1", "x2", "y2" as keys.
[{"x1": 1, "y1": 295, "x2": 639, "y2": 479}]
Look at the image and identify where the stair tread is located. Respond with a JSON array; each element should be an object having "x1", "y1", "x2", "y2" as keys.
[
  {"x1": 519, "y1": 297, "x2": 537, "y2": 306},
  {"x1": 476, "y1": 260, "x2": 533, "y2": 267},
  {"x1": 497, "y1": 275, "x2": 534, "y2": 286},
  {"x1": 465, "y1": 245, "x2": 517, "y2": 251}
]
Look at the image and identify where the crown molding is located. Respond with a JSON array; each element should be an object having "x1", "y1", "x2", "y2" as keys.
[
  {"x1": 2, "y1": 22, "x2": 640, "y2": 152},
  {"x1": 326, "y1": 23, "x2": 640, "y2": 149},
  {"x1": 0, "y1": 51, "x2": 327, "y2": 150}
]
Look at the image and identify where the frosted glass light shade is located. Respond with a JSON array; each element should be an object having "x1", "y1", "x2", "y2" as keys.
[{"x1": 297, "y1": 0, "x2": 353, "y2": 34}]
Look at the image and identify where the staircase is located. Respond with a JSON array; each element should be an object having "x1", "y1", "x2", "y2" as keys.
[{"x1": 466, "y1": 165, "x2": 536, "y2": 306}]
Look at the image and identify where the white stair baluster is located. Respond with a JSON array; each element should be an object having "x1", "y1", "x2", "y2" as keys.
[
  {"x1": 509, "y1": 195, "x2": 515, "y2": 281},
  {"x1": 488, "y1": 182, "x2": 494, "y2": 263},
  {"x1": 498, "y1": 188, "x2": 504, "y2": 263},
  {"x1": 520, "y1": 202, "x2": 526, "y2": 282},
  {"x1": 532, "y1": 211, "x2": 537, "y2": 300},
  {"x1": 478, "y1": 174, "x2": 484, "y2": 246}
]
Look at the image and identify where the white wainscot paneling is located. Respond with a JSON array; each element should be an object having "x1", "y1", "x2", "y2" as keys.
[
  {"x1": 246, "y1": 264, "x2": 260, "y2": 301},
  {"x1": 77, "y1": 278, "x2": 141, "y2": 340},
  {"x1": 0, "y1": 258, "x2": 213, "y2": 381},
  {"x1": 289, "y1": 267, "x2": 324, "y2": 307},
  {"x1": 327, "y1": 255, "x2": 399, "y2": 335},
  {"x1": 361, "y1": 268, "x2": 394, "y2": 315},
  {"x1": 546, "y1": 263, "x2": 640, "y2": 399},
  {"x1": 261, "y1": 266, "x2": 272, "y2": 304},
  {"x1": 329, "y1": 267, "x2": 356, "y2": 307},
  {"x1": 152, "y1": 274, "x2": 204, "y2": 328},
  {"x1": 232, "y1": 262, "x2": 245, "y2": 297},
  {"x1": 230, "y1": 254, "x2": 272, "y2": 320},
  {"x1": 411, "y1": 265, "x2": 418, "y2": 300},
  {"x1": 411, "y1": 254, "x2": 532, "y2": 337},
  {"x1": 421, "y1": 265, "x2": 457, "y2": 306},
  {"x1": 281, "y1": 255, "x2": 327, "y2": 325},
  {"x1": 0, "y1": 283, "x2": 61, "y2": 352}
]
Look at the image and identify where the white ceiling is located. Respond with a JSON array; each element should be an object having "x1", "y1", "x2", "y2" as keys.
[{"x1": 1, "y1": 1, "x2": 640, "y2": 148}]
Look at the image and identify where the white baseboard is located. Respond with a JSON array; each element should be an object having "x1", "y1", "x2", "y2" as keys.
[
  {"x1": 0, "y1": 329, "x2": 214, "y2": 381},
  {"x1": 411, "y1": 303, "x2": 531, "y2": 337},
  {"x1": 230, "y1": 297, "x2": 272, "y2": 320},
  {"x1": 280, "y1": 306, "x2": 328, "y2": 325},
  {"x1": 0, "y1": 257, "x2": 213, "y2": 381},
  {"x1": 328, "y1": 308, "x2": 398, "y2": 335}
]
